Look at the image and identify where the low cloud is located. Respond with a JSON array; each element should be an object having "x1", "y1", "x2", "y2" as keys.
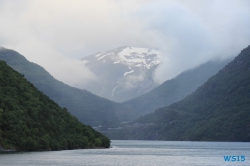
[
  {"x1": 122, "y1": 75, "x2": 145, "y2": 90},
  {"x1": 134, "y1": 0, "x2": 250, "y2": 83},
  {"x1": 0, "y1": 0, "x2": 150, "y2": 87},
  {"x1": 12, "y1": 38, "x2": 97, "y2": 87},
  {"x1": 0, "y1": 0, "x2": 250, "y2": 87}
]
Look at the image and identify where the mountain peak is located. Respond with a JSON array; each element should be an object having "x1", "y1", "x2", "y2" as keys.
[
  {"x1": 81, "y1": 46, "x2": 162, "y2": 102},
  {"x1": 108, "y1": 45, "x2": 250, "y2": 141},
  {"x1": 84, "y1": 46, "x2": 161, "y2": 69}
]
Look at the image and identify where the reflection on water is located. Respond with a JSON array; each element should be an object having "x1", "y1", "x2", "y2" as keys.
[{"x1": 0, "y1": 140, "x2": 249, "y2": 166}]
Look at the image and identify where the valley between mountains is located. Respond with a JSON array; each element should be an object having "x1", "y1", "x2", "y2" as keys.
[
  {"x1": 1, "y1": 45, "x2": 250, "y2": 151},
  {"x1": 105, "y1": 45, "x2": 250, "y2": 141}
]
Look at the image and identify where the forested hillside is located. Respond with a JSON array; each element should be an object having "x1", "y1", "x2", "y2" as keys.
[
  {"x1": 0, "y1": 61, "x2": 110, "y2": 151},
  {"x1": 123, "y1": 60, "x2": 230, "y2": 116},
  {"x1": 107, "y1": 45, "x2": 250, "y2": 141},
  {"x1": 0, "y1": 48, "x2": 134, "y2": 127}
]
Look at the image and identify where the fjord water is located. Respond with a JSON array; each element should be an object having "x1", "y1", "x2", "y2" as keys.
[{"x1": 0, "y1": 140, "x2": 249, "y2": 166}]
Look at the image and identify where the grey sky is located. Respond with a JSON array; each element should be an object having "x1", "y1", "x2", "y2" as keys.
[{"x1": 0, "y1": 0, "x2": 250, "y2": 86}]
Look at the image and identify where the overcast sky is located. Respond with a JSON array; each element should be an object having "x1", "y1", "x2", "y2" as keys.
[{"x1": 1, "y1": 0, "x2": 250, "y2": 86}]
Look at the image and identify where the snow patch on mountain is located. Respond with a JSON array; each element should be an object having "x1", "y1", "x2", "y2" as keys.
[
  {"x1": 124, "y1": 70, "x2": 134, "y2": 76},
  {"x1": 95, "y1": 52, "x2": 105, "y2": 57},
  {"x1": 80, "y1": 46, "x2": 162, "y2": 102},
  {"x1": 97, "y1": 53, "x2": 114, "y2": 60},
  {"x1": 116, "y1": 47, "x2": 161, "y2": 69},
  {"x1": 111, "y1": 86, "x2": 118, "y2": 97},
  {"x1": 119, "y1": 47, "x2": 161, "y2": 57},
  {"x1": 114, "y1": 60, "x2": 120, "y2": 64}
]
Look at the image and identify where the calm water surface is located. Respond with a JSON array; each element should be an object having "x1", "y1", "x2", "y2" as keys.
[{"x1": 0, "y1": 140, "x2": 249, "y2": 166}]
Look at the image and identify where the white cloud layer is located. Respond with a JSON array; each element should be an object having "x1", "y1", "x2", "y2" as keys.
[
  {"x1": 0, "y1": 0, "x2": 250, "y2": 86},
  {"x1": 135, "y1": 0, "x2": 250, "y2": 83}
]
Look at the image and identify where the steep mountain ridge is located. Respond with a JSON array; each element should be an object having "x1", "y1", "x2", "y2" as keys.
[
  {"x1": 106, "y1": 45, "x2": 250, "y2": 141},
  {"x1": 0, "y1": 60, "x2": 110, "y2": 151},
  {"x1": 123, "y1": 60, "x2": 230, "y2": 116},
  {"x1": 0, "y1": 47, "x2": 134, "y2": 127},
  {"x1": 81, "y1": 46, "x2": 162, "y2": 102}
]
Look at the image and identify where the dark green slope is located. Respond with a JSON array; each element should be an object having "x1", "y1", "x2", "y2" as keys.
[
  {"x1": 0, "y1": 48, "x2": 133, "y2": 127},
  {"x1": 108, "y1": 45, "x2": 250, "y2": 141},
  {"x1": 0, "y1": 61, "x2": 110, "y2": 151},
  {"x1": 123, "y1": 60, "x2": 230, "y2": 116}
]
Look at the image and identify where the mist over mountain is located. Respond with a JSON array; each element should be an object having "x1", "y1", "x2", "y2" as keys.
[
  {"x1": 106, "y1": 45, "x2": 250, "y2": 141},
  {"x1": 0, "y1": 47, "x2": 134, "y2": 127},
  {"x1": 123, "y1": 59, "x2": 231, "y2": 116},
  {"x1": 80, "y1": 46, "x2": 162, "y2": 102}
]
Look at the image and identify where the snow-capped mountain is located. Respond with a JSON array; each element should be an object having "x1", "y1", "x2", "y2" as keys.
[{"x1": 81, "y1": 46, "x2": 162, "y2": 102}]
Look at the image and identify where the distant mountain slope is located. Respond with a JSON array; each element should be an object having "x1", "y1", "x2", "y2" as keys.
[
  {"x1": 0, "y1": 47, "x2": 133, "y2": 127},
  {"x1": 107, "y1": 45, "x2": 250, "y2": 141},
  {"x1": 81, "y1": 46, "x2": 162, "y2": 102},
  {"x1": 123, "y1": 60, "x2": 230, "y2": 116},
  {"x1": 0, "y1": 60, "x2": 110, "y2": 151}
]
